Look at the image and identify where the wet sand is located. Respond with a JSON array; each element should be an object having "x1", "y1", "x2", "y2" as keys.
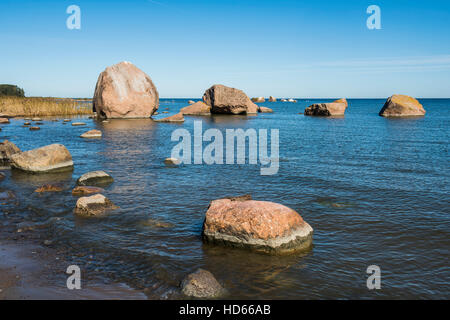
[{"x1": 0, "y1": 240, "x2": 147, "y2": 300}]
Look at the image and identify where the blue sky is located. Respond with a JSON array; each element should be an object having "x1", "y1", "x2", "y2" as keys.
[{"x1": 1, "y1": 0, "x2": 449, "y2": 98}]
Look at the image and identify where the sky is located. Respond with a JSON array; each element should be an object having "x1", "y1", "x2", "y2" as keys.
[{"x1": 1, "y1": 0, "x2": 450, "y2": 98}]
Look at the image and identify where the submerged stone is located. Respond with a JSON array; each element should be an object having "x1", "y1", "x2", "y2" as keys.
[
  {"x1": 180, "y1": 269, "x2": 226, "y2": 298},
  {"x1": 76, "y1": 171, "x2": 114, "y2": 187}
]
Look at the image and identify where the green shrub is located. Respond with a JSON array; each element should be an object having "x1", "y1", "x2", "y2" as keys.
[{"x1": 0, "y1": 84, "x2": 25, "y2": 97}]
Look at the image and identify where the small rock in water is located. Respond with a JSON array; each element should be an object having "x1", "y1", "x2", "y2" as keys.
[
  {"x1": 72, "y1": 122, "x2": 86, "y2": 126},
  {"x1": 0, "y1": 118, "x2": 10, "y2": 124},
  {"x1": 188, "y1": 100, "x2": 196, "y2": 104},
  {"x1": 164, "y1": 158, "x2": 181, "y2": 165},
  {"x1": 180, "y1": 269, "x2": 226, "y2": 298},
  {"x1": 63, "y1": 119, "x2": 71, "y2": 122},
  {"x1": 34, "y1": 184, "x2": 64, "y2": 193},
  {"x1": 24, "y1": 122, "x2": 31, "y2": 125},
  {"x1": 29, "y1": 126, "x2": 40, "y2": 131},
  {"x1": 76, "y1": 171, "x2": 114, "y2": 187},
  {"x1": 72, "y1": 186, "x2": 104, "y2": 196},
  {"x1": 32, "y1": 117, "x2": 42, "y2": 121},
  {"x1": 80, "y1": 129, "x2": 102, "y2": 138},
  {"x1": 74, "y1": 194, "x2": 118, "y2": 217}
]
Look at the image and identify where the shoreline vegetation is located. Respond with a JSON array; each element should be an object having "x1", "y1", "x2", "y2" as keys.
[{"x1": 0, "y1": 96, "x2": 92, "y2": 117}]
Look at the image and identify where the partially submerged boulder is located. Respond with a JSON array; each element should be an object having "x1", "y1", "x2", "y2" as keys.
[
  {"x1": 180, "y1": 101, "x2": 211, "y2": 115},
  {"x1": 93, "y1": 61, "x2": 159, "y2": 119},
  {"x1": 155, "y1": 112, "x2": 184, "y2": 123},
  {"x1": 80, "y1": 129, "x2": 102, "y2": 138},
  {"x1": 72, "y1": 186, "x2": 105, "y2": 196},
  {"x1": 269, "y1": 96, "x2": 277, "y2": 102},
  {"x1": 164, "y1": 158, "x2": 181, "y2": 165},
  {"x1": 0, "y1": 140, "x2": 21, "y2": 167},
  {"x1": 74, "y1": 194, "x2": 118, "y2": 217},
  {"x1": 10, "y1": 144, "x2": 73, "y2": 173},
  {"x1": 71, "y1": 122, "x2": 86, "y2": 126},
  {"x1": 180, "y1": 269, "x2": 226, "y2": 299},
  {"x1": 76, "y1": 171, "x2": 114, "y2": 187},
  {"x1": 304, "y1": 98, "x2": 348, "y2": 116},
  {"x1": 203, "y1": 84, "x2": 258, "y2": 115},
  {"x1": 0, "y1": 118, "x2": 10, "y2": 124},
  {"x1": 259, "y1": 107, "x2": 273, "y2": 113},
  {"x1": 202, "y1": 196, "x2": 313, "y2": 254},
  {"x1": 379, "y1": 95, "x2": 426, "y2": 117}
]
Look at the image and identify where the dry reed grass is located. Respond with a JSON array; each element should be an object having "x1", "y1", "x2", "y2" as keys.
[{"x1": 0, "y1": 96, "x2": 93, "y2": 117}]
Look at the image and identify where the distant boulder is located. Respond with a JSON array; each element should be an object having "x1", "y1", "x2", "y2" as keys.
[
  {"x1": 269, "y1": 96, "x2": 277, "y2": 102},
  {"x1": 203, "y1": 84, "x2": 258, "y2": 115},
  {"x1": 304, "y1": 98, "x2": 348, "y2": 117},
  {"x1": 251, "y1": 97, "x2": 265, "y2": 103},
  {"x1": 93, "y1": 61, "x2": 159, "y2": 119},
  {"x1": 379, "y1": 95, "x2": 426, "y2": 117}
]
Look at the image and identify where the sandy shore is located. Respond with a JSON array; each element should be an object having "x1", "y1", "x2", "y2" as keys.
[{"x1": 0, "y1": 240, "x2": 147, "y2": 300}]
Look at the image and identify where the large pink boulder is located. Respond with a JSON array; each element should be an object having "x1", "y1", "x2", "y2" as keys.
[
  {"x1": 93, "y1": 62, "x2": 159, "y2": 119},
  {"x1": 202, "y1": 196, "x2": 313, "y2": 254}
]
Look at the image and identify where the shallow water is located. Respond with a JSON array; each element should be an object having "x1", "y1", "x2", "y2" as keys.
[{"x1": 0, "y1": 98, "x2": 449, "y2": 299}]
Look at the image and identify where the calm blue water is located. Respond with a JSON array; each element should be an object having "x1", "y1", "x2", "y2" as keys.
[{"x1": 0, "y1": 98, "x2": 449, "y2": 299}]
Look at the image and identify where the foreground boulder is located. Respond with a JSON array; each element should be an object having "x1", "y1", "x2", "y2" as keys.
[
  {"x1": 202, "y1": 196, "x2": 313, "y2": 254},
  {"x1": 10, "y1": 144, "x2": 73, "y2": 173},
  {"x1": 304, "y1": 98, "x2": 348, "y2": 116},
  {"x1": 379, "y1": 95, "x2": 426, "y2": 117},
  {"x1": 93, "y1": 61, "x2": 159, "y2": 119},
  {"x1": 76, "y1": 171, "x2": 114, "y2": 187},
  {"x1": 180, "y1": 101, "x2": 211, "y2": 115},
  {"x1": 0, "y1": 140, "x2": 21, "y2": 167},
  {"x1": 72, "y1": 186, "x2": 105, "y2": 196},
  {"x1": 74, "y1": 194, "x2": 118, "y2": 217},
  {"x1": 154, "y1": 112, "x2": 184, "y2": 123},
  {"x1": 80, "y1": 129, "x2": 102, "y2": 138},
  {"x1": 203, "y1": 85, "x2": 259, "y2": 115},
  {"x1": 180, "y1": 269, "x2": 226, "y2": 298}
]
